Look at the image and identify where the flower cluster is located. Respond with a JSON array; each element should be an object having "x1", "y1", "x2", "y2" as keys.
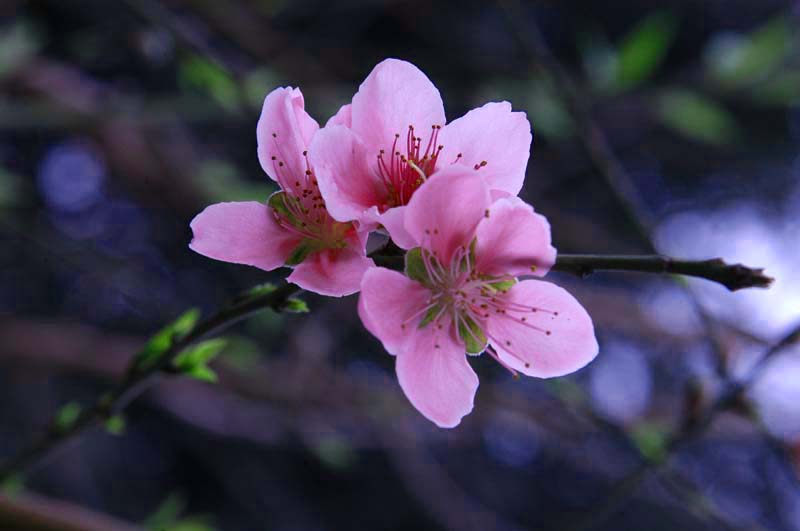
[{"x1": 190, "y1": 59, "x2": 598, "y2": 427}]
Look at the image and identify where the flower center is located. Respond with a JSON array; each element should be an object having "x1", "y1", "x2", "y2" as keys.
[
  {"x1": 376, "y1": 125, "x2": 445, "y2": 209},
  {"x1": 404, "y1": 242, "x2": 558, "y2": 375},
  {"x1": 267, "y1": 134, "x2": 355, "y2": 260},
  {"x1": 375, "y1": 124, "x2": 490, "y2": 210}
]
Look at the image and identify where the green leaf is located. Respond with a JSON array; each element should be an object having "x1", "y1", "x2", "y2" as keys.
[
  {"x1": 0, "y1": 22, "x2": 40, "y2": 79},
  {"x1": 105, "y1": 415, "x2": 126, "y2": 436},
  {"x1": 54, "y1": 402, "x2": 82, "y2": 432},
  {"x1": 616, "y1": 11, "x2": 677, "y2": 89},
  {"x1": 657, "y1": 89, "x2": 740, "y2": 145},
  {"x1": 175, "y1": 338, "x2": 227, "y2": 368},
  {"x1": 174, "y1": 338, "x2": 227, "y2": 383},
  {"x1": 179, "y1": 55, "x2": 240, "y2": 111},
  {"x1": 1, "y1": 474, "x2": 24, "y2": 497},
  {"x1": 247, "y1": 282, "x2": 277, "y2": 297},
  {"x1": 184, "y1": 365, "x2": 218, "y2": 383},
  {"x1": 196, "y1": 160, "x2": 274, "y2": 203},
  {"x1": 707, "y1": 16, "x2": 791, "y2": 86},
  {"x1": 313, "y1": 435, "x2": 356, "y2": 470},
  {"x1": 283, "y1": 298, "x2": 309, "y2": 313},
  {"x1": 525, "y1": 79, "x2": 574, "y2": 140},
  {"x1": 134, "y1": 309, "x2": 201, "y2": 372},
  {"x1": 630, "y1": 422, "x2": 669, "y2": 462},
  {"x1": 143, "y1": 493, "x2": 215, "y2": 531},
  {"x1": 457, "y1": 316, "x2": 487, "y2": 354},
  {"x1": 752, "y1": 69, "x2": 800, "y2": 106},
  {"x1": 405, "y1": 247, "x2": 432, "y2": 286}
]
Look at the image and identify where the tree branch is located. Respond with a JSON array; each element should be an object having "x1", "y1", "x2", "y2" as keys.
[
  {"x1": 0, "y1": 249, "x2": 770, "y2": 484},
  {"x1": 376, "y1": 253, "x2": 773, "y2": 291},
  {"x1": 0, "y1": 281, "x2": 300, "y2": 483},
  {"x1": 551, "y1": 255, "x2": 773, "y2": 291}
]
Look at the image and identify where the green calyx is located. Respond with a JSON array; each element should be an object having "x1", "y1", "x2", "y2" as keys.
[{"x1": 457, "y1": 314, "x2": 488, "y2": 354}]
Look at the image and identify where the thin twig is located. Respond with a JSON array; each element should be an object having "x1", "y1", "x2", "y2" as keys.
[
  {"x1": 561, "y1": 321, "x2": 800, "y2": 531},
  {"x1": 552, "y1": 254, "x2": 773, "y2": 291},
  {"x1": 0, "y1": 282, "x2": 300, "y2": 483},
  {"x1": 376, "y1": 253, "x2": 772, "y2": 291}
]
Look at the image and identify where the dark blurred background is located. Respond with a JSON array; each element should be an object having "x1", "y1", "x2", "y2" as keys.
[{"x1": 1, "y1": 0, "x2": 799, "y2": 530}]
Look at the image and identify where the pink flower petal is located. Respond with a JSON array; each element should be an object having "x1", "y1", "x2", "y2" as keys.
[
  {"x1": 439, "y1": 102, "x2": 532, "y2": 196},
  {"x1": 404, "y1": 166, "x2": 491, "y2": 264},
  {"x1": 326, "y1": 103, "x2": 352, "y2": 127},
  {"x1": 350, "y1": 59, "x2": 446, "y2": 158},
  {"x1": 358, "y1": 267, "x2": 431, "y2": 355},
  {"x1": 376, "y1": 205, "x2": 417, "y2": 250},
  {"x1": 257, "y1": 87, "x2": 319, "y2": 188},
  {"x1": 309, "y1": 125, "x2": 385, "y2": 223},
  {"x1": 288, "y1": 246, "x2": 375, "y2": 297},
  {"x1": 396, "y1": 317, "x2": 478, "y2": 428},
  {"x1": 488, "y1": 280, "x2": 598, "y2": 378},
  {"x1": 475, "y1": 196, "x2": 556, "y2": 278},
  {"x1": 189, "y1": 201, "x2": 298, "y2": 271}
]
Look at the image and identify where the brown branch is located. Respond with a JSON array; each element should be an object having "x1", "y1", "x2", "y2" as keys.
[{"x1": 552, "y1": 254, "x2": 773, "y2": 291}]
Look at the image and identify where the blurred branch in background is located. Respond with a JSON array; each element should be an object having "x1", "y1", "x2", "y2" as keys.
[{"x1": 497, "y1": 1, "x2": 797, "y2": 530}]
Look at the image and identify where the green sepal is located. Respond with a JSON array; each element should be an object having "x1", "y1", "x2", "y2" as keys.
[
  {"x1": 267, "y1": 191, "x2": 293, "y2": 219},
  {"x1": 488, "y1": 279, "x2": 517, "y2": 293},
  {"x1": 418, "y1": 305, "x2": 440, "y2": 329},
  {"x1": 105, "y1": 415, "x2": 126, "y2": 436},
  {"x1": 457, "y1": 315, "x2": 487, "y2": 354},
  {"x1": 283, "y1": 298, "x2": 309, "y2": 313},
  {"x1": 54, "y1": 402, "x2": 82, "y2": 432},
  {"x1": 285, "y1": 240, "x2": 315, "y2": 266},
  {"x1": 405, "y1": 247, "x2": 432, "y2": 286}
]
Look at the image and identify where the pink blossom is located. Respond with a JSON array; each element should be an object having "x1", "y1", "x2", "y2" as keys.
[
  {"x1": 309, "y1": 58, "x2": 532, "y2": 248},
  {"x1": 190, "y1": 87, "x2": 373, "y2": 296},
  {"x1": 358, "y1": 167, "x2": 598, "y2": 427}
]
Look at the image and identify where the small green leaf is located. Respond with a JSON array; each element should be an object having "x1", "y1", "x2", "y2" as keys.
[
  {"x1": 185, "y1": 365, "x2": 218, "y2": 383},
  {"x1": 616, "y1": 11, "x2": 677, "y2": 89},
  {"x1": 525, "y1": 79, "x2": 574, "y2": 139},
  {"x1": 196, "y1": 160, "x2": 274, "y2": 202},
  {"x1": 175, "y1": 338, "x2": 228, "y2": 368},
  {"x1": 630, "y1": 422, "x2": 669, "y2": 462},
  {"x1": 0, "y1": 22, "x2": 40, "y2": 79},
  {"x1": 284, "y1": 298, "x2": 309, "y2": 313},
  {"x1": 707, "y1": 16, "x2": 791, "y2": 86},
  {"x1": 105, "y1": 415, "x2": 126, "y2": 436},
  {"x1": 247, "y1": 282, "x2": 277, "y2": 297},
  {"x1": 457, "y1": 316, "x2": 487, "y2": 354},
  {"x1": 657, "y1": 89, "x2": 740, "y2": 145},
  {"x1": 285, "y1": 241, "x2": 315, "y2": 266},
  {"x1": 1, "y1": 474, "x2": 24, "y2": 497},
  {"x1": 313, "y1": 435, "x2": 357, "y2": 470},
  {"x1": 174, "y1": 338, "x2": 227, "y2": 383},
  {"x1": 179, "y1": 55, "x2": 240, "y2": 111},
  {"x1": 54, "y1": 402, "x2": 82, "y2": 432},
  {"x1": 134, "y1": 309, "x2": 201, "y2": 372},
  {"x1": 405, "y1": 247, "x2": 432, "y2": 286}
]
